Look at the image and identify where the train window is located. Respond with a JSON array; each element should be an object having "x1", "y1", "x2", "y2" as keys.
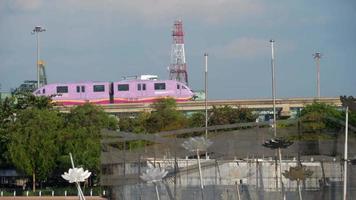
[
  {"x1": 137, "y1": 84, "x2": 141, "y2": 91},
  {"x1": 76, "y1": 86, "x2": 80, "y2": 93},
  {"x1": 93, "y1": 85, "x2": 105, "y2": 92},
  {"x1": 143, "y1": 84, "x2": 146, "y2": 91},
  {"x1": 182, "y1": 86, "x2": 187, "y2": 89},
  {"x1": 42, "y1": 89, "x2": 45, "y2": 94},
  {"x1": 154, "y1": 83, "x2": 166, "y2": 90},
  {"x1": 57, "y1": 86, "x2": 68, "y2": 93},
  {"x1": 81, "y1": 86, "x2": 85, "y2": 92},
  {"x1": 118, "y1": 84, "x2": 129, "y2": 91},
  {"x1": 177, "y1": 84, "x2": 180, "y2": 89}
]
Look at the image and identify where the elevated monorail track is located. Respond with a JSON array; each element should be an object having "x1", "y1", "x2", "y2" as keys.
[{"x1": 56, "y1": 97, "x2": 341, "y2": 115}]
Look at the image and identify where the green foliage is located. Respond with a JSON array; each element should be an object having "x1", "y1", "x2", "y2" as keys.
[
  {"x1": 13, "y1": 92, "x2": 54, "y2": 110},
  {"x1": 0, "y1": 94, "x2": 119, "y2": 188},
  {"x1": 8, "y1": 108, "x2": 63, "y2": 191},
  {"x1": 0, "y1": 97, "x2": 17, "y2": 166},
  {"x1": 188, "y1": 112, "x2": 205, "y2": 127},
  {"x1": 60, "y1": 103, "x2": 118, "y2": 175},
  {"x1": 146, "y1": 98, "x2": 188, "y2": 132},
  {"x1": 0, "y1": 93, "x2": 54, "y2": 167},
  {"x1": 349, "y1": 110, "x2": 356, "y2": 128},
  {"x1": 300, "y1": 102, "x2": 342, "y2": 133},
  {"x1": 208, "y1": 106, "x2": 256, "y2": 125},
  {"x1": 119, "y1": 112, "x2": 150, "y2": 133}
]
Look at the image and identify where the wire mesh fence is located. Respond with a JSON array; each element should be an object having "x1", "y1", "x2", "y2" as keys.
[{"x1": 101, "y1": 120, "x2": 356, "y2": 200}]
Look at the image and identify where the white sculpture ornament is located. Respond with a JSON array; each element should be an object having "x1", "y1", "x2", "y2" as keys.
[
  {"x1": 140, "y1": 163, "x2": 168, "y2": 200},
  {"x1": 62, "y1": 153, "x2": 91, "y2": 200},
  {"x1": 62, "y1": 167, "x2": 91, "y2": 183}
]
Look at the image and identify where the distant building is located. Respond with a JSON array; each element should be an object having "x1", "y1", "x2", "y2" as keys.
[
  {"x1": 12, "y1": 80, "x2": 37, "y2": 94},
  {"x1": 0, "y1": 168, "x2": 27, "y2": 188}
]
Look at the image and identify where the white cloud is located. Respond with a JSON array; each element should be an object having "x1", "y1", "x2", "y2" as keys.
[
  {"x1": 211, "y1": 37, "x2": 267, "y2": 59},
  {"x1": 7, "y1": 0, "x2": 43, "y2": 11},
  {"x1": 55, "y1": 0, "x2": 266, "y2": 23},
  {"x1": 210, "y1": 37, "x2": 296, "y2": 59}
]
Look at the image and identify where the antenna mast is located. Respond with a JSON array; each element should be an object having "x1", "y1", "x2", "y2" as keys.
[{"x1": 169, "y1": 20, "x2": 188, "y2": 85}]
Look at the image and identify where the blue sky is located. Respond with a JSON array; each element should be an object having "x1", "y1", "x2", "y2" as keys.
[{"x1": 0, "y1": 0, "x2": 355, "y2": 99}]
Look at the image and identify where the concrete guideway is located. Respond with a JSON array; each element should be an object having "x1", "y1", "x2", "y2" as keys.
[{"x1": 56, "y1": 97, "x2": 341, "y2": 115}]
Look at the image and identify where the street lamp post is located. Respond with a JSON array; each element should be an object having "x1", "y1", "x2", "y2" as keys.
[
  {"x1": 204, "y1": 53, "x2": 208, "y2": 140},
  {"x1": 340, "y1": 96, "x2": 356, "y2": 200},
  {"x1": 313, "y1": 52, "x2": 322, "y2": 99},
  {"x1": 270, "y1": 40, "x2": 277, "y2": 137},
  {"x1": 32, "y1": 26, "x2": 46, "y2": 88},
  {"x1": 343, "y1": 106, "x2": 349, "y2": 200},
  {"x1": 270, "y1": 40, "x2": 285, "y2": 199}
]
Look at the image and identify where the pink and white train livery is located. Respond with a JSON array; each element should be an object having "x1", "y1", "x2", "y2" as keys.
[{"x1": 33, "y1": 77, "x2": 194, "y2": 105}]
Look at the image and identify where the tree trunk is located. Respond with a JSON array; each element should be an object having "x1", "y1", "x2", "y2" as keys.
[{"x1": 32, "y1": 172, "x2": 36, "y2": 192}]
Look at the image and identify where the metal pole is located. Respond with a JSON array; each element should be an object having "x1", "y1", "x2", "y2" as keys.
[
  {"x1": 32, "y1": 26, "x2": 45, "y2": 88},
  {"x1": 317, "y1": 57, "x2": 320, "y2": 98},
  {"x1": 197, "y1": 149, "x2": 204, "y2": 200},
  {"x1": 313, "y1": 52, "x2": 321, "y2": 99},
  {"x1": 270, "y1": 40, "x2": 277, "y2": 137},
  {"x1": 36, "y1": 32, "x2": 40, "y2": 88},
  {"x1": 343, "y1": 106, "x2": 349, "y2": 200},
  {"x1": 270, "y1": 40, "x2": 278, "y2": 191},
  {"x1": 204, "y1": 53, "x2": 208, "y2": 140}
]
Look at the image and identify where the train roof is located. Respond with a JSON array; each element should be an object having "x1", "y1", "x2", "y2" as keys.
[{"x1": 45, "y1": 79, "x2": 184, "y2": 84}]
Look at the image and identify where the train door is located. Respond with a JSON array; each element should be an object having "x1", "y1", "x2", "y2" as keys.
[
  {"x1": 176, "y1": 83, "x2": 182, "y2": 96},
  {"x1": 76, "y1": 85, "x2": 86, "y2": 101},
  {"x1": 109, "y1": 82, "x2": 114, "y2": 103},
  {"x1": 137, "y1": 82, "x2": 147, "y2": 100}
]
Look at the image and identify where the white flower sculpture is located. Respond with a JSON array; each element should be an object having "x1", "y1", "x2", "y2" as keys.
[
  {"x1": 182, "y1": 137, "x2": 213, "y2": 197},
  {"x1": 62, "y1": 153, "x2": 91, "y2": 200},
  {"x1": 182, "y1": 136, "x2": 213, "y2": 152},
  {"x1": 62, "y1": 167, "x2": 91, "y2": 183},
  {"x1": 140, "y1": 163, "x2": 168, "y2": 183},
  {"x1": 140, "y1": 163, "x2": 168, "y2": 200}
]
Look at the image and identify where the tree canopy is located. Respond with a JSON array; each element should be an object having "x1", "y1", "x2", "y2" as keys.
[
  {"x1": 8, "y1": 108, "x2": 63, "y2": 191},
  {"x1": 300, "y1": 102, "x2": 343, "y2": 132},
  {"x1": 60, "y1": 103, "x2": 118, "y2": 175},
  {"x1": 0, "y1": 94, "x2": 118, "y2": 189}
]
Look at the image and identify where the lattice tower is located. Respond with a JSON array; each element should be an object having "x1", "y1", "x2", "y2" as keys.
[{"x1": 169, "y1": 20, "x2": 188, "y2": 85}]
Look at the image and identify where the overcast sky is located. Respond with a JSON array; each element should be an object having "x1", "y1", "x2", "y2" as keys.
[{"x1": 0, "y1": 0, "x2": 355, "y2": 99}]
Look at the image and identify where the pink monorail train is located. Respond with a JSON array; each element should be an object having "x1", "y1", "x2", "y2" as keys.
[{"x1": 33, "y1": 77, "x2": 194, "y2": 105}]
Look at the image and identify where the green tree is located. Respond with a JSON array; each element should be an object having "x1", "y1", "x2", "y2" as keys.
[
  {"x1": 13, "y1": 92, "x2": 54, "y2": 110},
  {"x1": 1, "y1": 93, "x2": 55, "y2": 167},
  {"x1": 146, "y1": 98, "x2": 187, "y2": 133},
  {"x1": 209, "y1": 106, "x2": 256, "y2": 125},
  {"x1": 119, "y1": 112, "x2": 150, "y2": 133},
  {"x1": 300, "y1": 102, "x2": 343, "y2": 135},
  {"x1": 0, "y1": 97, "x2": 17, "y2": 167},
  {"x1": 60, "y1": 104, "x2": 117, "y2": 178},
  {"x1": 8, "y1": 108, "x2": 63, "y2": 191},
  {"x1": 188, "y1": 112, "x2": 205, "y2": 128}
]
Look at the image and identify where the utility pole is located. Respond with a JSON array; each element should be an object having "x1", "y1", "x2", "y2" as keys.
[
  {"x1": 270, "y1": 39, "x2": 285, "y2": 200},
  {"x1": 313, "y1": 52, "x2": 322, "y2": 99},
  {"x1": 343, "y1": 106, "x2": 349, "y2": 200},
  {"x1": 270, "y1": 39, "x2": 277, "y2": 137},
  {"x1": 32, "y1": 26, "x2": 46, "y2": 89},
  {"x1": 204, "y1": 53, "x2": 208, "y2": 140}
]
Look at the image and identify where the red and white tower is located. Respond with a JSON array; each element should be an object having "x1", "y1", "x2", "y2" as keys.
[{"x1": 169, "y1": 20, "x2": 188, "y2": 85}]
